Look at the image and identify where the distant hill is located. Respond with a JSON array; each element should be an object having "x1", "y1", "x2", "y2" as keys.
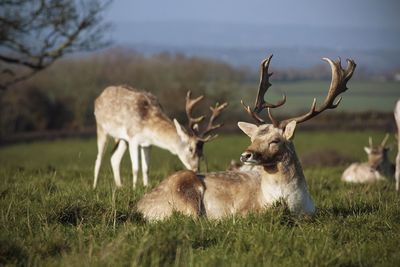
[
  {"x1": 111, "y1": 21, "x2": 400, "y2": 73},
  {"x1": 126, "y1": 43, "x2": 400, "y2": 74}
]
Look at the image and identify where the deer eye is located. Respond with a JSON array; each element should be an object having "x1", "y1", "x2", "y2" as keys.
[{"x1": 189, "y1": 147, "x2": 194, "y2": 153}]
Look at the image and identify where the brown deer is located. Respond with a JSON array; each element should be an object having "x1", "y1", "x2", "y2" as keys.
[
  {"x1": 137, "y1": 55, "x2": 356, "y2": 220},
  {"x1": 395, "y1": 100, "x2": 400, "y2": 191},
  {"x1": 93, "y1": 85, "x2": 227, "y2": 188},
  {"x1": 341, "y1": 135, "x2": 395, "y2": 184}
]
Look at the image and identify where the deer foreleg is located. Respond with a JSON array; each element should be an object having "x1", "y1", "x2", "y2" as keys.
[
  {"x1": 129, "y1": 140, "x2": 139, "y2": 188},
  {"x1": 94, "y1": 125, "x2": 108, "y2": 189},
  {"x1": 396, "y1": 152, "x2": 400, "y2": 192},
  {"x1": 141, "y1": 146, "x2": 151, "y2": 186}
]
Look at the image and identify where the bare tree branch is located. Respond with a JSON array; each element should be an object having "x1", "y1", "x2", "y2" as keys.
[{"x1": 0, "y1": 0, "x2": 112, "y2": 90}]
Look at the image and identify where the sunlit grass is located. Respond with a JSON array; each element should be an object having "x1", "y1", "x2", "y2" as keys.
[{"x1": 0, "y1": 132, "x2": 399, "y2": 266}]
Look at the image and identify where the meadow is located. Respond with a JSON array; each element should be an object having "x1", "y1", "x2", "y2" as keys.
[
  {"x1": 0, "y1": 131, "x2": 399, "y2": 266},
  {"x1": 238, "y1": 80, "x2": 400, "y2": 113}
]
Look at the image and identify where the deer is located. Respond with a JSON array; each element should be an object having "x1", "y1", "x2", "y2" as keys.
[
  {"x1": 341, "y1": 135, "x2": 395, "y2": 184},
  {"x1": 137, "y1": 55, "x2": 356, "y2": 220},
  {"x1": 93, "y1": 85, "x2": 227, "y2": 189},
  {"x1": 395, "y1": 100, "x2": 400, "y2": 191}
]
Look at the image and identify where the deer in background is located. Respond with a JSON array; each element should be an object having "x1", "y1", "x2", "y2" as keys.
[
  {"x1": 341, "y1": 135, "x2": 395, "y2": 183},
  {"x1": 394, "y1": 99, "x2": 400, "y2": 191},
  {"x1": 93, "y1": 85, "x2": 227, "y2": 188},
  {"x1": 137, "y1": 55, "x2": 356, "y2": 220}
]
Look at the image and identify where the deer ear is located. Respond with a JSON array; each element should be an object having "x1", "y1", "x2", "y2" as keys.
[
  {"x1": 174, "y1": 119, "x2": 189, "y2": 142},
  {"x1": 283, "y1": 121, "x2": 297, "y2": 140},
  {"x1": 364, "y1": 147, "x2": 371, "y2": 154},
  {"x1": 237, "y1": 122, "x2": 258, "y2": 138}
]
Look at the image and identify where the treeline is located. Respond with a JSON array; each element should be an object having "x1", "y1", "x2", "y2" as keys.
[
  {"x1": 0, "y1": 48, "x2": 248, "y2": 137},
  {"x1": 0, "y1": 48, "x2": 395, "y2": 139}
]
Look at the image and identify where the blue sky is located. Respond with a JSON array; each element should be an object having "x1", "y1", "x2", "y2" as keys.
[
  {"x1": 103, "y1": 0, "x2": 400, "y2": 70},
  {"x1": 106, "y1": 0, "x2": 399, "y2": 29}
]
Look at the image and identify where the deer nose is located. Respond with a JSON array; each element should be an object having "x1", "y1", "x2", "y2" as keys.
[{"x1": 240, "y1": 151, "x2": 253, "y2": 163}]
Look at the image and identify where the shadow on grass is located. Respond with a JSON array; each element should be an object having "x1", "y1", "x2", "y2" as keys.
[
  {"x1": 0, "y1": 239, "x2": 28, "y2": 266},
  {"x1": 192, "y1": 237, "x2": 218, "y2": 250},
  {"x1": 321, "y1": 204, "x2": 378, "y2": 218},
  {"x1": 50, "y1": 204, "x2": 146, "y2": 226}
]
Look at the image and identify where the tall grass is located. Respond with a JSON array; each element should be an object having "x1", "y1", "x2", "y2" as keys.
[{"x1": 0, "y1": 131, "x2": 399, "y2": 266}]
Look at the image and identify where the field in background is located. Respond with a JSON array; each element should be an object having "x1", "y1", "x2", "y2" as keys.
[
  {"x1": 2, "y1": 48, "x2": 399, "y2": 138},
  {"x1": 238, "y1": 80, "x2": 400, "y2": 113},
  {"x1": 0, "y1": 132, "x2": 399, "y2": 266}
]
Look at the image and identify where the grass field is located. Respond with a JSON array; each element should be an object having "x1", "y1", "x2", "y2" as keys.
[
  {"x1": 236, "y1": 80, "x2": 400, "y2": 113},
  {"x1": 0, "y1": 132, "x2": 399, "y2": 266}
]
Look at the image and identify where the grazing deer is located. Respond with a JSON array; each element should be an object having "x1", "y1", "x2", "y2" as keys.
[
  {"x1": 395, "y1": 100, "x2": 400, "y2": 191},
  {"x1": 93, "y1": 85, "x2": 227, "y2": 188},
  {"x1": 341, "y1": 135, "x2": 395, "y2": 183},
  {"x1": 137, "y1": 55, "x2": 356, "y2": 220}
]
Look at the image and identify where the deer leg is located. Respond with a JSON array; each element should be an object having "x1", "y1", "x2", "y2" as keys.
[
  {"x1": 140, "y1": 146, "x2": 151, "y2": 186},
  {"x1": 128, "y1": 140, "x2": 139, "y2": 188},
  {"x1": 94, "y1": 125, "x2": 108, "y2": 189},
  {"x1": 111, "y1": 140, "x2": 127, "y2": 188},
  {"x1": 396, "y1": 152, "x2": 400, "y2": 192}
]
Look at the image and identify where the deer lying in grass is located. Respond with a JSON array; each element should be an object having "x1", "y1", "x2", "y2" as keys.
[
  {"x1": 94, "y1": 85, "x2": 227, "y2": 188},
  {"x1": 341, "y1": 135, "x2": 395, "y2": 183},
  {"x1": 137, "y1": 55, "x2": 356, "y2": 220},
  {"x1": 395, "y1": 100, "x2": 400, "y2": 191}
]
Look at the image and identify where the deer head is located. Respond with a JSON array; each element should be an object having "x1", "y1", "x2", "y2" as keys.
[
  {"x1": 174, "y1": 91, "x2": 228, "y2": 171},
  {"x1": 364, "y1": 134, "x2": 390, "y2": 169},
  {"x1": 238, "y1": 121, "x2": 297, "y2": 170},
  {"x1": 239, "y1": 54, "x2": 356, "y2": 168}
]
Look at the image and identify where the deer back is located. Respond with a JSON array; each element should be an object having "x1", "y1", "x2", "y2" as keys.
[{"x1": 94, "y1": 85, "x2": 169, "y2": 135}]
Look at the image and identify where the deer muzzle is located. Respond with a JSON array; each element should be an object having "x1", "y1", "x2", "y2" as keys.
[{"x1": 240, "y1": 150, "x2": 261, "y2": 165}]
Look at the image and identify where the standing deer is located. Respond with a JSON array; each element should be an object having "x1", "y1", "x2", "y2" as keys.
[
  {"x1": 93, "y1": 85, "x2": 227, "y2": 188},
  {"x1": 395, "y1": 100, "x2": 400, "y2": 191},
  {"x1": 137, "y1": 55, "x2": 356, "y2": 220},
  {"x1": 341, "y1": 135, "x2": 395, "y2": 183}
]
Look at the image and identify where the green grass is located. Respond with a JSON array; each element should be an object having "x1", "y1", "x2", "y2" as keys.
[
  {"x1": 0, "y1": 132, "x2": 399, "y2": 266},
  {"x1": 237, "y1": 80, "x2": 400, "y2": 113}
]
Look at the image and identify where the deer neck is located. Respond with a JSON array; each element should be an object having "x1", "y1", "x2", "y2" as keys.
[
  {"x1": 145, "y1": 117, "x2": 184, "y2": 155},
  {"x1": 259, "y1": 142, "x2": 315, "y2": 215}
]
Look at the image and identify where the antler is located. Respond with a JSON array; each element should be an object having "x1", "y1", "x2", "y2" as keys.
[
  {"x1": 241, "y1": 54, "x2": 286, "y2": 124},
  {"x1": 199, "y1": 102, "x2": 229, "y2": 142},
  {"x1": 185, "y1": 91, "x2": 205, "y2": 134},
  {"x1": 380, "y1": 133, "x2": 389, "y2": 148},
  {"x1": 269, "y1": 57, "x2": 357, "y2": 129},
  {"x1": 185, "y1": 90, "x2": 228, "y2": 142}
]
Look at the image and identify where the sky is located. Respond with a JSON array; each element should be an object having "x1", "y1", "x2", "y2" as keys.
[
  {"x1": 102, "y1": 0, "x2": 400, "y2": 70},
  {"x1": 106, "y1": 0, "x2": 400, "y2": 30}
]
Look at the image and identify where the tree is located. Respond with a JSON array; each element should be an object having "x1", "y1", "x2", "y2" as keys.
[{"x1": 0, "y1": 0, "x2": 112, "y2": 90}]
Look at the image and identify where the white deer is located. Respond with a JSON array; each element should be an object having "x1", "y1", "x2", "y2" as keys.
[
  {"x1": 137, "y1": 55, "x2": 356, "y2": 220},
  {"x1": 93, "y1": 85, "x2": 227, "y2": 188},
  {"x1": 394, "y1": 99, "x2": 400, "y2": 191},
  {"x1": 341, "y1": 135, "x2": 395, "y2": 184}
]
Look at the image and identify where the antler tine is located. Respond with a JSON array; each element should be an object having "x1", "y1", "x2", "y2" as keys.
[
  {"x1": 369, "y1": 136, "x2": 373, "y2": 147},
  {"x1": 380, "y1": 133, "x2": 389, "y2": 147},
  {"x1": 241, "y1": 54, "x2": 286, "y2": 124},
  {"x1": 200, "y1": 102, "x2": 228, "y2": 141},
  {"x1": 278, "y1": 57, "x2": 356, "y2": 129},
  {"x1": 240, "y1": 100, "x2": 266, "y2": 124},
  {"x1": 317, "y1": 57, "x2": 356, "y2": 111},
  {"x1": 185, "y1": 91, "x2": 205, "y2": 134},
  {"x1": 267, "y1": 108, "x2": 280, "y2": 128},
  {"x1": 255, "y1": 55, "x2": 287, "y2": 111}
]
